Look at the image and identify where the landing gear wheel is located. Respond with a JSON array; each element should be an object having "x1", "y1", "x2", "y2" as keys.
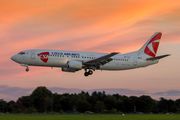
[
  {"x1": 26, "y1": 68, "x2": 29, "y2": 72},
  {"x1": 88, "y1": 70, "x2": 93, "y2": 75},
  {"x1": 84, "y1": 72, "x2": 89, "y2": 77}
]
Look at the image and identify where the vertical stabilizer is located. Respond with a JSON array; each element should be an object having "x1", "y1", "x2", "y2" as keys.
[{"x1": 138, "y1": 32, "x2": 162, "y2": 57}]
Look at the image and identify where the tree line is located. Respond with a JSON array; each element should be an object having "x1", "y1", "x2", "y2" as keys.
[{"x1": 0, "y1": 86, "x2": 180, "y2": 114}]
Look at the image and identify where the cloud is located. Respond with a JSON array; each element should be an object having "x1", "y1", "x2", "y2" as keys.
[
  {"x1": 0, "y1": 0, "x2": 180, "y2": 96},
  {"x1": 154, "y1": 90, "x2": 180, "y2": 96},
  {"x1": 0, "y1": 85, "x2": 33, "y2": 101},
  {"x1": 2, "y1": 0, "x2": 180, "y2": 55}
]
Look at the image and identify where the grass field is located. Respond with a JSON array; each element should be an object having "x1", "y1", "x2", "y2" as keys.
[{"x1": 0, "y1": 114, "x2": 180, "y2": 120}]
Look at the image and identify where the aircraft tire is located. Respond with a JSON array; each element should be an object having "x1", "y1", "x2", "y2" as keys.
[
  {"x1": 26, "y1": 68, "x2": 29, "y2": 72},
  {"x1": 84, "y1": 72, "x2": 89, "y2": 77},
  {"x1": 88, "y1": 70, "x2": 93, "y2": 75}
]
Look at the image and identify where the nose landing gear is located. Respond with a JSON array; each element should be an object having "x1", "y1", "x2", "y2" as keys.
[
  {"x1": 25, "y1": 67, "x2": 29, "y2": 72},
  {"x1": 21, "y1": 64, "x2": 29, "y2": 72},
  {"x1": 84, "y1": 69, "x2": 93, "y2": 77}
]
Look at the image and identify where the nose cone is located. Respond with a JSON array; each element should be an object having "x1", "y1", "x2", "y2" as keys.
[{"x1": 11, "y1": 55, "x2": 16, "y2": 62}]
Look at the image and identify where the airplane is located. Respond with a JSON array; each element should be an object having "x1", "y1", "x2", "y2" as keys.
[{"x1": 11, "y1": 32, "x2": 170, "y2": 76}]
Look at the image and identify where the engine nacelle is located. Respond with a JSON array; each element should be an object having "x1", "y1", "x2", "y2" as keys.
[
  {"x1": 67, "y1": 60, "x2": 82, "y2": 70},
  {"x1": 62, "y1": 68, "x2": 76, "y2": 72}
]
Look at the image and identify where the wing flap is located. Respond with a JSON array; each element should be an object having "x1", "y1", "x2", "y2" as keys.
[{"x1": 83, "y1": 52, "x2": 119, "y2": 66}]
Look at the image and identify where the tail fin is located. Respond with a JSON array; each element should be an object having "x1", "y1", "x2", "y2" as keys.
[{"x1": 138, "y1": 32, "x2": 162, "y2": 57}]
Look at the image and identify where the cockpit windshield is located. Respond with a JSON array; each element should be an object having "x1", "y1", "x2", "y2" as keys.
[{"x1": 18, "y1": 51, "x2": 25, "y2": 55}]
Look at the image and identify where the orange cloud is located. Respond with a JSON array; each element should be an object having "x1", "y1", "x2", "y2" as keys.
[{"x1": 0, "y1": 0, "x2": 180, "y2": 95}]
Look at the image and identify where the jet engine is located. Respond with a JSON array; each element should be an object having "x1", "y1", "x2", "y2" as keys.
[
  {"x1": 66, "y1": 60, "x2": 83, "y2": 69},
  {"x1": 61, "y1": 68, "x2": 76, "y2": 72}
]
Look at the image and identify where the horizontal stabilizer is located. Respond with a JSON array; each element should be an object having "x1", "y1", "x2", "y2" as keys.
[{"x1": 146, "y1": 54, "x2": 170, "y2": 61}]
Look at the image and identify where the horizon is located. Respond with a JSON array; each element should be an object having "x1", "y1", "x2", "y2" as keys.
[{"x1": 1, "y1": 85, "x2": 180, "y2": 101}]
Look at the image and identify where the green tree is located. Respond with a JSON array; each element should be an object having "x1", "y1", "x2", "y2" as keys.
[
  {"x1": 114, "y1": 100, "x2": 123, "y2": 112},
  {"x1": 94, "y1": 101, "x2": 106, "y2": 113},
  {"x1": 78, "y1": 91, "x2": 87, "y2": 100},
  {"x1": 90, "y1": 91, "x2": 99, "y2": 106},
  {"x1": 121, "y1": 95, "x2": 133, "y2": 112},
  {"x1": 26, "y1": 106, "x2": 37, "y2": 113},
  {"x1": 103, "y1": 95, "x2": 117, "y2": 110},
  {"x1": 13, "y1": 99, "x2": 24, "y2": 113},
  {"x1": 60, "y1": 97, "x2": 72, "y2": 111},
  {"x1": 6, "y1": 101, "x2": 15, "y2": 113},
  {"x1": 75, "y1": 100, "x2": 91, "y2": 113},
  {"x1": 18, "y1": 96, "x2": 33, "y2": 108},
  {"x1": 0, "y1": 99, "x2": 7, "y2": 113},
  {"x1": 175, "y1": 99, "x2": 180, "y2": 113},
  {"x1": 44, "y1": 97, "x2": 53, "y2": 112},
  {"x1": 158, "y1": 97, "x2": 168, "y2": 113},
  {"x1": 53, "y1": 93, "x2": 62, "y2": 112},
  {"x1": 166, "y1": 99, "x2": 177, "y2": 113},
  {"x1": 30, "y1": 86, "x2": 53, "y2": 112}
]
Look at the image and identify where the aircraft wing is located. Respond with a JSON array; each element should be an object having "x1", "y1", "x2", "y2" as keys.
[
  {"x1": 146, "y1": 54, "x2": 170, "y2": 61},
  {"x1": 83, "y1": 52, "x2": 119, "y2": 67}
]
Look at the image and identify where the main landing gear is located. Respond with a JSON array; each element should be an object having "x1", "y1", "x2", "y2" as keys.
[{"x1": 84, "y1": 69, "x2": 93, "y2": 77}]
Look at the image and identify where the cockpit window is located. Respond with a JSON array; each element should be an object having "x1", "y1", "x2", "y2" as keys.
[{"x1": 18, "y1": 51, "x2": 25, "y2": 55}]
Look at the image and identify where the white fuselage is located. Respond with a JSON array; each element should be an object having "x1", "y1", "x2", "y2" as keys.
[
  {"x1": 11, "y1": 49, "x2": 158, "y2": 71},
  {"x1": 11, "y1": 32, "x2": 169, "y2": 76}
]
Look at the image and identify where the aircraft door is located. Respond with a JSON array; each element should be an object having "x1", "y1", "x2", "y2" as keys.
[
  {"x1": 133, "y1": 57, "x2": 137, "y2": 66},
  {"x1": 31, "y1": 50, "x2": 35, "y2": 59}
]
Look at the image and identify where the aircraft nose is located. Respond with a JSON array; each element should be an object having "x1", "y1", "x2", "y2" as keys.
[{"x1": 11, "y1": 55, "x2": 16, "y2": 61}]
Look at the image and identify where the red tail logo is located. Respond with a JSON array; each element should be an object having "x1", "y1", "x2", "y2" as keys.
[
  {"x1": 144, "y1": 33, "x2": 161, "y2": 57},
  {"x1": 38, "y1": 52, "x2": 49, "y2": 63}
]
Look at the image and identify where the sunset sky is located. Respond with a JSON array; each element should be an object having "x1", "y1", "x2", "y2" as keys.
[{"x1": 1, "y1": 0, "x2": 180, "y2": 100}]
